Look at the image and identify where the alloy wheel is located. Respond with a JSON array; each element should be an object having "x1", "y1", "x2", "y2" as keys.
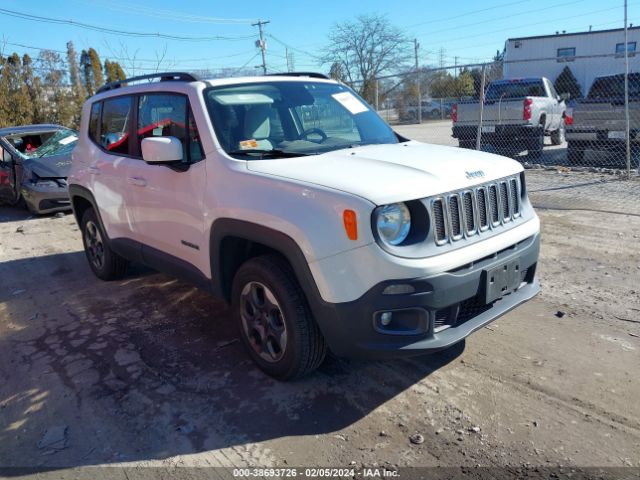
[{"x1": 240, "y1": 281, "x2": 288, "y2": 363}]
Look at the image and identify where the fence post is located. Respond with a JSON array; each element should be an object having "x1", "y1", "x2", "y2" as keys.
[
  {"x1": 624, "y1": 0, "x2": 631, "y2": 178},
  {"x1": 476, "y1": 63, "x2": 487, "y2": 151}
]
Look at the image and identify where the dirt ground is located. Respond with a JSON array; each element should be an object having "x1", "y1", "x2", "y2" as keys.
[
  {"x1": 1, "y1": 188, "x2": 639, "y2": 478},
  {"x1": 1, "y1": 135, "x2": 640, "y2": 480}
]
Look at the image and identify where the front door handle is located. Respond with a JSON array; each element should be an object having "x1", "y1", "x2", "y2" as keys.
[
  {"x1": 127, "y1": 177, "x2": 147, "y2": 187},
  {"x1": 88, "y1": 166, "x2": 101, "y2": 175}
]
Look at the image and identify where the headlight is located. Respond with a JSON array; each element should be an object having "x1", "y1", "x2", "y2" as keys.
[{"x1": 376, "y1": 202, "x2": 411, "y2": 246}]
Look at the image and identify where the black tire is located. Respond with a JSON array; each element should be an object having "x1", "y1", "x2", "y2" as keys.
[
  {"x1": 551, "y1": 125, "x2": 565, "y2": 146},
  {"x1": 232, "y1": 254, "x2": 327, "y2": 380},
  {"x1": 527, "y1": 132, "x2": 544, "y2": 159},
  {"x1": 567, "y1": 142, "x2": 585, "y2": 165},
  {"x1": 459, "y1": 140, "x2": 475, "y2": 149},
  {"x1": 80, "y1": 208, "x2": 129, "y2": 280}
]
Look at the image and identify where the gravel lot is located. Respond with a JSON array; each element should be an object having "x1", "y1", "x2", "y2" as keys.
[{"x1": 1, "y1": 130, "x2": 639, "y2": 477}]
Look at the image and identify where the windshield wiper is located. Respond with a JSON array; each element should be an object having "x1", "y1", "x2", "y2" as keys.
[{"x1": 226, "y1": 149, "x2": 312, "y2": 158}]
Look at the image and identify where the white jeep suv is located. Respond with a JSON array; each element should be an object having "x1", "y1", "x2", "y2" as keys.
[{"x1": 68, "y1": 72, "x2": 540, "y2": 380}]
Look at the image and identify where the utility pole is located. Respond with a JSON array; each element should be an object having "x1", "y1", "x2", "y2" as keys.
[
  {"x1": 414, "y1": 38, "x2": 422, "y2": 124},
  {"x1": 624, "y1": 0, "x2": 631, "y2": 177},
  {"x1": 252, "y1": 19, "x2": 270, "y2": 75},
  {"x1": 285, "y1": 47, "x2": 290, "y2": 72},
  {"x1": 454, "y1": 56, "x2": 458, "y2": 77}
]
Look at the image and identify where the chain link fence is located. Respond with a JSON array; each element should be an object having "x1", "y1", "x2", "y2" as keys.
[{"x1": 366, "y1": 57, "x2": 640, "y2": 216}]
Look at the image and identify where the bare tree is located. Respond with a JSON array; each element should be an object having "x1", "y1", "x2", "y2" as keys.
[{"x1": 323, "y1": 14, "x2": 411, "y2": 104}]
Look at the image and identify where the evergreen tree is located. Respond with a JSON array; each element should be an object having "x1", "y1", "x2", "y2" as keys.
[
  {"x1": 88, "y1": 48, "x2": 104, "y2": 90},
  {"x1": 80, "y1": 48, "x2": 104, "y2": 95},
  {"x1": 1, "y1": 53, "x2": 33, "y2": 127},
  {"x1": 104, "y1": 59, "x2": 126, "y2": 83},
  {"x1": 456, "y1": 69, "x2": 475, "y2": 97},
  {"x1": 21, "y1": 54, "x2": 45, "y2": 124},
  {"x1": 0, "y1": 56, "x2": 11, "y2": 126},
  {"x1": 67, "y1": 41, "x2": 85, "y2": 100},
  {"x1": 554, "y1": 66, "x2": 582, "y2": 99}
]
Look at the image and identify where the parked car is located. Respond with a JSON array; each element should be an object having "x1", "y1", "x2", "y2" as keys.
[
  {"x1": 0, "y1": 124, "x2": 77, "y2": 214},
  {"x1": 452, "y1": 77, "x2": 566, "y2": 158},
  {"x1": 565, "y1": 73, "x2": 640, "y2": 166},
  {"x1": 69, "y1": 72, "x2": 540, "y2": 380},
  {"x1": 404, "y1": 100, "x2": 453, "y2": 121}
]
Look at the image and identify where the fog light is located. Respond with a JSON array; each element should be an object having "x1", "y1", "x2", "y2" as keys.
[
  {"x1": 382, "y1": 284, "x2": 416, "y2": 295},
  {"x1": 380, "y1": 312, "x2": 393, "y2": 326}
]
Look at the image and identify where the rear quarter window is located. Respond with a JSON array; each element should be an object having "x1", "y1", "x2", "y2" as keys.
[{"x1": 88, "y1": 102, "x2": 102, "y2": 143}]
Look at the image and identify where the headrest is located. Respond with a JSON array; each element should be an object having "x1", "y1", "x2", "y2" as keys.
[{"x1": 244, "y1": 105, "x2": 271, "y2": 139}]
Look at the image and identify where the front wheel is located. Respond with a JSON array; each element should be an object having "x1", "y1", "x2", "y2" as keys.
[
  {"x1": 551, "y1": 125, "x2": 565, "y2": 145},
  {"x1": 81, "y1": 209, "x2": 129, "y2": 280},
  {"x1": 232, "y1": 254, "x2": 327, "y2": 380}
]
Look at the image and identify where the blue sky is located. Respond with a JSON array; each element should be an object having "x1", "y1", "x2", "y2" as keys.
[{"x1": 0, "y1": 0, "x2": 636, "y2": 75}]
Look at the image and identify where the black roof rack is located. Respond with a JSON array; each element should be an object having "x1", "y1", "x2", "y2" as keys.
[
  {"x1": 95, "y1": 72, "x2": 200, "y2": 95},
  {"x1": 267, "y1": 72, "x2": 330, "y2": 80}
]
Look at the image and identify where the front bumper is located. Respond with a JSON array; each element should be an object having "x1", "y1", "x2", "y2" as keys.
[
  {"x1": 314, "y1": 233, "x2": 540, "y2": 359},
  {"x1": 453, "y1": 124, "x2": 541, "y2": 144},
  {"x1": 20, "y1": 182, "x2": 71, "y2": 214}
]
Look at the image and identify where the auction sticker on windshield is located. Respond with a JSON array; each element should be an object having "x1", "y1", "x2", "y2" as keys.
[
  {"x1": 332, "y1": 91, "x2": 368, "y2": 114},
  {"x1": 59, "y1": 135, "x2": 78, "y2": 145}
]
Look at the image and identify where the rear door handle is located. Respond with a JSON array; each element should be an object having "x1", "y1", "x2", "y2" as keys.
[
  {"x1": 127, "y1": 177, "x2": 147, "y2": 187},
  {"x1": 88, "y1": 166, "x2": 101, "y2": 175}
]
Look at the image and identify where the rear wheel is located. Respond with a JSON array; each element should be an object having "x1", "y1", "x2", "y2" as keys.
[
  {"x1": 527, "y1": 131, "x2": 544, "y2": 159},
  {"x1": 81, "y1": 208, "x2": 129, "y2": 280},
  {"x1": 567, "y1": 141, "x2": 585, "y2": 166},
  {"x1": 232, "y1": 254, "x2": 327, "y2": 380},
  {"x1": 459, "y1": 140, "x2": 475, "y2": 149}
]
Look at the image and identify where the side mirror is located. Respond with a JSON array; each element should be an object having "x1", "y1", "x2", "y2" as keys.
[
  {"x1": 141, "y1": 136, "x2": 183, "y2": 164},
  {"x1": 559, "y1": 93, "x2": 570, "y2": 102}
]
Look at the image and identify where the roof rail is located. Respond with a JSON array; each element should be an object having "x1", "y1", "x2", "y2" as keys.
[
  {"x1": 95, "y1": 72, "x2": 201, "y2": 95},
  {"x1": 267, "y1": 72, "x2": 330, "y2": 80}
]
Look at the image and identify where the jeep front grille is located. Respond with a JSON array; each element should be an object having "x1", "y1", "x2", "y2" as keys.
[
  {"x1": 431, "y1": 175, "x2": 522, "y2": 246},
  {"x1": 433, "y1": 199, "x2": 446, "y2": 242}
]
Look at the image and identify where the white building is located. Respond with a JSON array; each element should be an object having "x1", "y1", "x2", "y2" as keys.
[{"x1": 503, "y1": 26, "x2": 640, "y2": 95}]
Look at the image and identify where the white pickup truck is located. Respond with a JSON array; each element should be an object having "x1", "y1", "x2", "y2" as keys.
[{"x1": 452, "y1": 77, "x2": 566, "y2": 158}]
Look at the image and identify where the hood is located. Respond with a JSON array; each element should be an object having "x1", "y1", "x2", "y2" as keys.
[
  {"x1": 246, "y1": 142, "x2": 523, "y2": 205},
  {"x1": 23, "y1": 153, "x2": 72, "y2": 179}
]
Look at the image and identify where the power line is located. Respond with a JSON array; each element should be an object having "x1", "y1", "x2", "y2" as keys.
[
  {"x1": 0, "y1": 7, "x2": 256, "y2": 42},
  {"x1": 267, "y1": 34, "x2": 323, "y2": 61},
  {"x1": 415, "y1": 4, "x2": 635, "y2": 46},
  {"x1": 416, "y1": 0, "x2": 584, "y2": 38},
  {"x1": 2, "y1": 41, "x2": 255, "y2": 63},
  {"x1": 403, "y1": 0, "x2": 530, "y2": 29},
  {"x1": 70, "y1": 0, "x2": 257, "y2": 25}
]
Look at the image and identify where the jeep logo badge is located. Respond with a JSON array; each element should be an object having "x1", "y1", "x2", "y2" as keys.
[{"x1": 465, "y1": 170, "x2": 485, "y2": 179}]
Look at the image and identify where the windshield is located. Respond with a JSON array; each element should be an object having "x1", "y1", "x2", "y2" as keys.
[
  {"x1": 204, "y1": 81, "x2": 398, "y2": 158},
  {"x1": 7, "y1": 128, "x2": 78, "y2": 160},
  {"x1": 588, "y1": 74, "x2": 640, "y2": 100},
  {"x1": 485, "y1": 80, "x2": 546, "y2": 100}
]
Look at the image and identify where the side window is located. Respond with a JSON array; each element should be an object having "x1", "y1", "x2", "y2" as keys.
[
  {"x1": 101, "y1": 97, "x2": 132, "y2": 155},
  {"x1": 546, "y1": 80, "x2": 558, "y2": 99},
  {"x1": 88, "y1": 102, "x2": 102, "y2": 143},
  {"x1": 137, "y1": 93, "x2": 203, "y2": 163}
]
